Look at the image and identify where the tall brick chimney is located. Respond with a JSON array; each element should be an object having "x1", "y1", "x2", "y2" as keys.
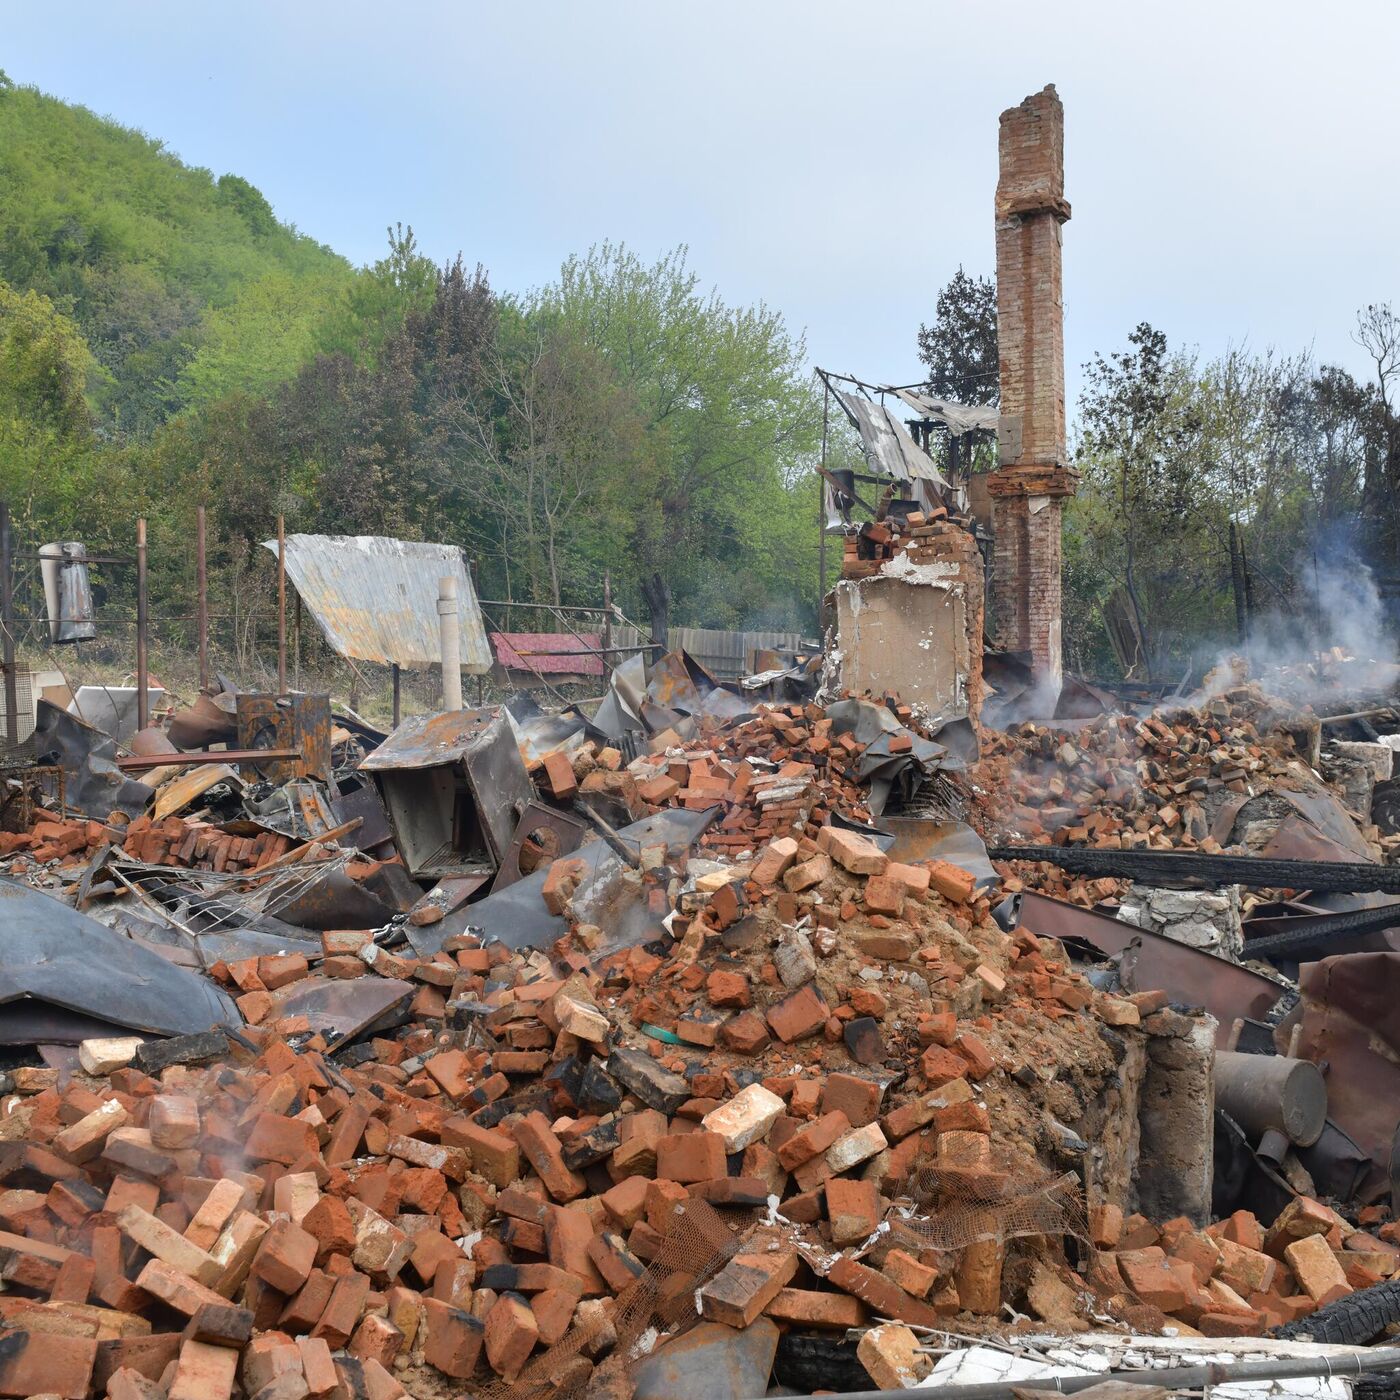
[{"x1": 988, "y1": 84, "x2": 1076, "y2": 688}]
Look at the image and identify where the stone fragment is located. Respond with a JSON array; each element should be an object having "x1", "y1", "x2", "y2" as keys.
[{"x1": 857, "y1": 1323, "x2": 925, "y2": 1390}]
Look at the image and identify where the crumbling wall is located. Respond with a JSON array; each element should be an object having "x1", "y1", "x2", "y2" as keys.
[
  {"x1": 833, "y1": 522, "x2": 985, "y2": 726},
  {"x1": 1133, "y1": 1011, "x2": 1217, "y2": 1227}
]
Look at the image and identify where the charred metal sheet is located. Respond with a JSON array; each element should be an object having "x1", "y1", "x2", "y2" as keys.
[
  {"x1": 237, "y1": 693, "x2": 332, "y2": 784},
  {"x1": 0, "y1": 879, "x2": 239, "y2": 1043},
  {"x1": 412, "y1": 807, "x2": 719, "y2": 957},
  {"x1": 1286, "y1": 951, "x2": 1400, "y2": 1203},
  {"x1": 880, "y1": 818, "x2": 998, "y2": 887},
  {"x1": 989, "y1": 843, "x2": 1400, "y2": 893},
  {"x1": 329, "y1": 781, "x2": 394, "y2": 851},
  {"x1": 32, "y1": 700, "x2": 153, "y2": 819},
  {"x1": 242, "y1": 779, "x2": 340, "y2": 843},
  {"x1": 264, "y1": 533, "x2": 491, "y2": 672},
  {"x1": 361, "y1": 707, "x2": 533, "y2": 881},
  {"x1": 1210, "y1": 793, "x2": 1251, "y2": 846},
  {"x1": 1276, "y1": 789, "x2": 1376, "y2": 861},
  {"x1": 271, "y1": 975, "x2": 415, "y2": 1049},
  {"x1": 492, "y1": 801, "x2": 588, "y2": 893},
  {"x1": 1014, "y1": 890, "x2": 1286, "y2": 1045},
  {"x1": 1261, "y1": 811, "x2": 1372, "y2": 865},
  {"x1": 1052, "y1": 674, "x2": 1119, "y2": 720},
  {"x1": 268, "y1": 867, "x2": 397, "y2": 931}
]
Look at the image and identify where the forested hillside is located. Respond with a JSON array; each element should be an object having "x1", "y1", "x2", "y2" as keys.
[
  {"x1": 0, "y1": 76, "x2": 821, "y2": 656},
  {"x1": 0, "y1": 75, "x2": 353, "y2": 430}
]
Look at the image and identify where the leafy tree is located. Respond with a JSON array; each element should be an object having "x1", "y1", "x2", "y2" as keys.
[
  {"x1": 0, "y1": 280, "x2": 97, "y2": 434},
  {"x1": 174, "y1": 269, "x2": 346, "y2": 408},
  {"x1": 916, "y1": 268, "x2": 998, "y2": 405},
  {"x1": 1074, "y1": 323, "x2": 1202, "y2": 675},
  {"x1": 315, "y1": 224, "x2": 437, "y2": 368},
  {"x1": 525, "y1": 243, "x2": 819, "y2": 639}
]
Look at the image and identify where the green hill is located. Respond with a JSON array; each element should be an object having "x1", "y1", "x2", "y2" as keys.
[{"x1": 0, "y1": 74, "x2": 353, "y2": 431}]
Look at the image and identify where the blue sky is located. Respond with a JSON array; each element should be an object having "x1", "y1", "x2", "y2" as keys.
[{"x1": 7, "y1": 0, "x2": 1397, "y2": 409}]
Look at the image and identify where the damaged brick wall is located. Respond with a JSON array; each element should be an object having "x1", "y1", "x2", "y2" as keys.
[
  {"x1": 834, "y1": 516, "x2": 985, "y2": 730},
  {"x1": 991, "y1": 85, "x2": 1075, "y2": 686}
]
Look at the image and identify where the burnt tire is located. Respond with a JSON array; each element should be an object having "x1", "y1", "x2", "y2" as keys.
[{"x1": 1273, "y1": 1279, "x2": 1400, "y2": 1346}]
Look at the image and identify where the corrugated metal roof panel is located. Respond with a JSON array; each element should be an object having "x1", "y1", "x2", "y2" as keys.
[
  {"x1": 836, "y1": 390, "x2": 950, "y2": 486},
  {"x1": 261, "y1": 534, "x2": 491, "y2": 673},
  {"x1": 491, "y1": 632, "x2": 605, "y2": 677}
]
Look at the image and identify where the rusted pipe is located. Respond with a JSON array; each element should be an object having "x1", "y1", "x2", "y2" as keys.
[
  {"x1": 276, "y1": 513, "x2": 287, "y2": 695},
  {"x1": 136, "y1": 518, "x2": 149, "y2": 731},
  {"x1": 0, "y1": 502, "x2": 16, "y2": 749},
  {"x1": 196, "y1": 504, "x2": 208, "y2": 693}
]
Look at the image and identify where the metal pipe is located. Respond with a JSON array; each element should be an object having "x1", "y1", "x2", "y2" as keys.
[
  {"x1": 276, "y1": 514, "x2": 287, "y2": 695},
  {"x1": 818, "y1": 378, "x2": 830, "y2": 623},
  {"x1": 391, "y1": 663, "x2": 401, "y2": 727},
  {"x1": 764, "y1": 1344, "x2": 1400, "y2": 1400},
  {"x1": 136, "y1": 518, "x2": 149, "y2": 731},
  {"x1": 602, "y1": 572, "x2": 614, "y2": 676},
  {"x1": 0, "y1": 502, "x2": 16, "y2": 749},
  {"x1": 1215, "y1": 1050, "x2": 1327, "y2": 1146},
  {"x1": 438, "y1": 576, "x2": 462, "y2": 712},
  {"x1": 196, "y1": 504, "x2": 208, "y2": 692}
]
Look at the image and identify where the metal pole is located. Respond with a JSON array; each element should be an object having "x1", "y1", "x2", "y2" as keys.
[
  {"x1": 196, "y1": 505, "x2": 209, "y2": 693},
  {"x1": 276, "y1": 514, "x2": 287, "y2": 695},
  {"x1": 817, "y1": 380, "x2": 830, "y2": 624},
  {"x1": 0, "y1": 503, "x2": 16, "y2": 749},
  {"x1": 438, "y1": 576, "x2": 462, "y2": 712},
  {"x1": 601, "y1": 571, "x2": 614, "y2": 677},
  {"x1": 391, "y1": 663, "x2": 401, "y2": 727},
  {"x1": 136, "y1": 518, "x2": 149, "y2": 732}
]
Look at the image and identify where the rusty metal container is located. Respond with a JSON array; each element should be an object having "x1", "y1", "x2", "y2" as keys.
[{"x1": 359, "y1": 707, "x2": 533, "y2": 882}]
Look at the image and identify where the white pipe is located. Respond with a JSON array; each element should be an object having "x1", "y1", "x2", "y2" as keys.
[{"x1": 438, "y1": 576, "x2": 462, "y2": 712}]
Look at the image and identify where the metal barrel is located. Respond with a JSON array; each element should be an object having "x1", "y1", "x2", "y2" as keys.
[{"x1": 1215, "y1": 1049, "x2": 1327, "y2": 1146}]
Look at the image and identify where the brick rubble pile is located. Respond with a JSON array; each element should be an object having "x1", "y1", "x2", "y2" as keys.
[{"x1": 1, "y1": 687, "x2": 1398, "y2": 1397}]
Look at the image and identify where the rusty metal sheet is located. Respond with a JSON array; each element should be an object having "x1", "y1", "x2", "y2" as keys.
[
  {"x1": 271, "y1": 975, "x2": 415, "y2": 1048},
  {"x1": 32, "y1": 701, "x2": 153, "y2": 820},
  {"x1": 1014, "y1": 890, "x2": 1286, "y2": 1046},
  {"x1": 168, "y1": 691, "x2": 238, "y2": 749},
  {"x1": 237, "y1": 694, "x2": 331, "y2": 784},
  {"x1": 268, "y1": 867, "x2": 397, "y2": 931},
  {"x1": 0, "y1": 879, "x2": 239, "y2": 1042},
  {"x1": 1286, "y1": 952, "x2": 1400, "y2": 1203},
  {"x1": 1262, "y1": 789, "x2": 1376, "y2": 863},
  {"x1": 264, "y1": 533, "x2": 491, "y2": 672}
]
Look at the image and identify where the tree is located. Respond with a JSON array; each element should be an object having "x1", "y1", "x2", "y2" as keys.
[
  {"x1": 1075, "y1": 323, "x2": 1202, "y2": 675},
  {"x1": 915, "y1": 268, "x2": 998, "y2": 406},
  {"x1": 315, "y1": 224, "x2": 437, "y2": 368},
  {"x1": 524, "y1": 243, "x2": 818, "y2": 639}
]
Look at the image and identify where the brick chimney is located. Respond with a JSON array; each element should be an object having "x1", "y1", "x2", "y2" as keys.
[{"x1": 988, "y1": 84, "x2": 1076, "y2": 688}]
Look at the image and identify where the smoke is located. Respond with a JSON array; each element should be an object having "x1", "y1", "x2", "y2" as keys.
[{"x1": 1196, "y1": 528, "x2": 1400, "y2": 708}]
